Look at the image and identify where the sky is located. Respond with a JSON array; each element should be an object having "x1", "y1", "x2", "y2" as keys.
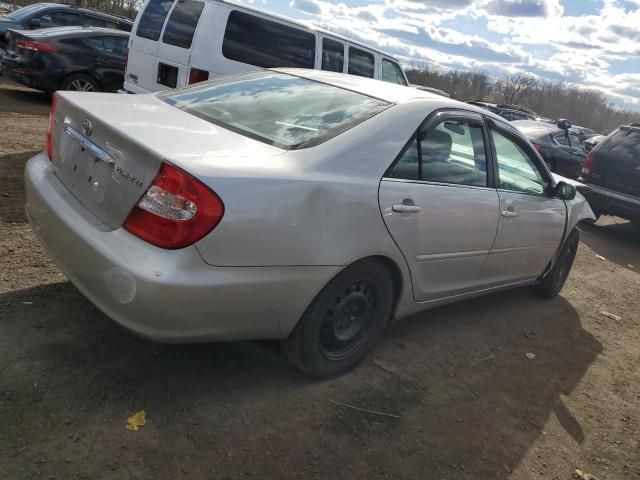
[{"x1": 239, "y1": 0, "x2": 640, "y2": 111}]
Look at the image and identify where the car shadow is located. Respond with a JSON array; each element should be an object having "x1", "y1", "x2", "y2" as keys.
[
  {"x1": 0, "y1": 150, "x2": 40, "y2": 224},
  {"x1": 579, "y1": 217, "x2": 640, "y2": 272},
  {"x1": 0, "y1": 282, "x2": 601, "y2": 479},
  {"x1": 0, "y1": 79, "x2": 51, "y2": 115}
]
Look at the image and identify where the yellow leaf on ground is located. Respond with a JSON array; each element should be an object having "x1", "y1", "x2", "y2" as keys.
[{"x1": 126, "y1": 410, "x2": 146, "y2": 431}]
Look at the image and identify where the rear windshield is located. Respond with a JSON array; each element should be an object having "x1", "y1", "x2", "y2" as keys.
[
  {"x1": 159, "y1": 72, "x2": 390, "y2": 149},
  {"x1": 601, "y1": 128, "x2": 640, "y2": 159},
  {"x1": 136, "y1": 0, "x2": 173, "y2": 41}
]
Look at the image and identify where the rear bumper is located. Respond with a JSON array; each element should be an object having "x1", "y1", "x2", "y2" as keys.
[
  {"x1": 0, "y1": 55, "x2": 58, "y2": 92},
  {"x1": 578, "y1": 181, "x2": 640, "y2": 219},
  {"x1": 25, "y1": 152, "x2": 338, "y2": 342}
]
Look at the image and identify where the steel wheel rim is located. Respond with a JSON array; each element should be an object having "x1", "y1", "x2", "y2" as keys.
[
  {"x1": 318, "y1": 280, "x2": 378, "y2": 361},
  {"x1": 68, "y1": 79, "x2": 95, "y2": 92}
]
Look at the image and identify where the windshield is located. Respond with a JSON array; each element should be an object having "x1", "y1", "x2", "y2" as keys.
[
  {"x1": 5, "y1": 3, "x2": 50, "y2": 21},
  {"x1": 159, "y1": 72, "x2": 391, "y2": 149}
]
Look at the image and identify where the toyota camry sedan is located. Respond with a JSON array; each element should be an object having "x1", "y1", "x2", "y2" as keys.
[{"x1": 25, "y1": 69, "x2": 594, "y2": 377}]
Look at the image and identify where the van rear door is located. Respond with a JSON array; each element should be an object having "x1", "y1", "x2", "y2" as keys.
[
  {"x1": 125, "y1": 0, "x2": 204, "y2": 92},
  {"x1": 125, "y1": 0, "x2": 173, "y2": 92},
  {"x1": 153, "y1": 0, "x2": 204, "y2": 88}
]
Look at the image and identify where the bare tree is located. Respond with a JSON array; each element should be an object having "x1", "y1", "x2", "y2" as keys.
[{"x1": 496, "y1": 73, "x2": 537, "y2": 105}]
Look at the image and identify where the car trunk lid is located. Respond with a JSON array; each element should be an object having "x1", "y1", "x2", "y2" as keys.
[{"x1": 50, "y1": 91, "x2": 284, "y2": 230}]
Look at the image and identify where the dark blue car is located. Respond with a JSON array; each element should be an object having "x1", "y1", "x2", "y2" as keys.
[{"x1": 1, "y1": 26, "x2": 128, "y2": 92}]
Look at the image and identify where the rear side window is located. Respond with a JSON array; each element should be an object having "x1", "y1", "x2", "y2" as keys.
[
  {"x1": 37, "y1": 11, "x2": 82, "y2": 27},
  {"x1": 321, "y1": 38, "x2": 344, "y2": 72},
  {"x1": 84, "y1": 16, "x2": 117, "y2": 29},
  {"x1": 382, "y1": 59, "x2": 406, "y2": 85},
  {"x1": 222, "y1": 11, "x2": 315, "y2": 68},
  {"x1": 601, "y1": 129, "x2": 640, "y2": 159},
  {"x1": 84, "y1": 36, "x2": 128, "y2": 56},
  {"x1": 348, "y1": 47, "x2": 374, "y2": 78},
  {"x1": 162, "y1": 0, "x2": 204, "y2": 49},
  {"x1": 136, "y1": 0, "x2": 173, "y2": 41},
  {"x1": 160, "y1": 72, "x2": 390, "y2": 149}
]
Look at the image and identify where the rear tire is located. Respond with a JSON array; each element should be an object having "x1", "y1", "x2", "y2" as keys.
[
  {"x1": 60, "y1": 73, "x2": 100, "y2": 92},
  {"x1": 282, "y1": 260, "x2": 394, "y2": 378},
  {"x1": 535, "y1": 229, "x2": 579, "y2": 299}
]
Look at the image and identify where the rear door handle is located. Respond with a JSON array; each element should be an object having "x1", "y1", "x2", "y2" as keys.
[
  {"x1": 393, "y1": 204, "x2": 422, "y2": 213},
  {"x1": 501, "y1": 210, "x2": 519, "y2": 217}
]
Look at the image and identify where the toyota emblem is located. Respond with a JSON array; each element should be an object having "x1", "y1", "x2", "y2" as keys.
[{"x1": 82, "y1": 119, "x2": 93, "y2": 137}]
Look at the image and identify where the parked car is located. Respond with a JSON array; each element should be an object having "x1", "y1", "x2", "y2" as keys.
[
  {"x1": 572, "y1": 126, "x2": 596, "y2": 141},
  {"x1": 579, "y1": 124, "x2": 640, "y2": 222},
  {"x1": 585, "y1": 134, "x2": 606, "y2": 153},
  {"x1": 466, "y1": 101, "x2": 536, "y2": 122},
  {"x1": 0, "y1": 3, "x2": 131, "y2": 54},
  {"x1": 1, "y1": 26, "x2": 128, "y2": 92},
  {"x1": 122, "y1": 0, "x2": 408, "y2": 93},
  {"x1": 25, "y1": 69, "x2": 594, "y2": 377},
  {"x1": 512, "y1": 119, "x2": 587, "y2": 178},
  {"x1": 411, "y1": 84, "x2": 450, "y2": 97}
]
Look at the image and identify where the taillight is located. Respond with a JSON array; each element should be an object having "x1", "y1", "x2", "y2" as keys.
[
  {"x1": 123, "y1": 162, "x2": 224, "y2": 249},
  {"x1": 582, "y1": 151, "x2": 594, "y2": 176},
  {"x1": 532, "y1": 143, "x2": 543, "y2": 152},
  {"x1": 16, "y1": 39, "x2": 58, "y2": 53},
  {"x1": 188, "y1": 68, "x2": 209, "y2": 85},
  {"x1": 45, "y1": 93, "x2": 57, "y2": 159}
]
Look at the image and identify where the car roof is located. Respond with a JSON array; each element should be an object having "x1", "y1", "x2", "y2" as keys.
[
  {"x1": 11, "y1": 25, "x2": 129, "y2": 38},
  {"x1": 13, "y1": 2, "x2": 132, "y2": 22},
  {"x1": 275, "y1": 68, "x2": 458, "y2": 103}
]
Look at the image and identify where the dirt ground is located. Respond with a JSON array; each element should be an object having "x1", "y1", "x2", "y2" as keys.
[{"x1": 1, "y1": 78, "x2": 639, "y2": 480}]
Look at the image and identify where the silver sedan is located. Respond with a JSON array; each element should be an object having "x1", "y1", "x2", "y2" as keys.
[{"x1": 25, "y1": 69, "x2": 595, "y2": 377}]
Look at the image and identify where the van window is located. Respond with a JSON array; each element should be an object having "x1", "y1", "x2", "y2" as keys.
[
  {"x1": 382, "y1": 59, "x2": 406, "y2": 85},
  {"x1": 321, "y1": 38, "x2": 344, "y2": 73},
  {"x1": 222, "y1": 11, "x2": 315, "y2": 68},
  {"x1": 161, "y1": 72, "x2": 390, "y2": 149},
  {"x1": 348, "y1": 47, "x2": 374, "y2": 78},
  {"x1": 136, "y1": 0, "x2": 173, "y2": 41},
  {"x1": 162, "y1": 0, "x2": 204, "y2": 49},
  {"x1": 601, "y1": 128, "x2": 640, "y2": 160}
]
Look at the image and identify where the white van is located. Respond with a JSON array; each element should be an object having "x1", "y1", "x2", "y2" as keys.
[{"x1": 122, "y1": 0, "x2": 408, "y2": 93}]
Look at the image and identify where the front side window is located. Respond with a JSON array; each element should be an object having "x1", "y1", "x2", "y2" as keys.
[
  {"x1": 160, "y1": 72, "x2": 390, "y2": 149},
  {"x1": 222, "y1": 11, "x2": 315, "y2": 68},
  {"x1": 492, "y1": 128, "x2": 547, "y2": 195},
  {"x1": 389, "y1": 118, "x2": 488, "y2": 187},
  {"x1": 162, "y1": 0, "x2": 204, "y2": 49},
  {"x1": 382, "y1": 59, "x2": 406, "y2": 85},
  {"x1": 136, "y1": 0, "x2": 173, "y2": 41},
  {"x1": 321, "y1": 38, "x2": 344, "y2": 73},
  {"x1": 84, "y1": 16, "x2": 116, "y2": 29},
  {"x1": 348, "y1": 47, "x2": 374, "y2": 78}
]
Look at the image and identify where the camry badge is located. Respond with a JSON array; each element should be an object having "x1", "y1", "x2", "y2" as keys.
[{"x1": 82, "y1": 119, "x2": 93, "y2": 137}]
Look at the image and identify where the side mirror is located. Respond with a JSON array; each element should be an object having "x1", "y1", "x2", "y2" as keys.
[
  {"x1": 557, "y1": 118, "x2": 572, "y2": 131},
  {"x1": 555, "y1": 181, "x2": 576, "y2": 201},
  {"x1": 30, "y1": 18, "x2": 41, "y2": 28}
]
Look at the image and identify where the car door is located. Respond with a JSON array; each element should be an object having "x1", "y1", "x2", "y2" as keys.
[
  {"x1": 483, "y1": 120, "x2": 565, "y2": 285},
  {"x1": 379, "y1": 110, "x2": 501, "y2": 302},
  {"x1": 89, "y1": 36, "x2": 128, "y2": 91}
]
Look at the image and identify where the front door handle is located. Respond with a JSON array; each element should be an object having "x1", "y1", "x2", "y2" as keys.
[
  {"x1": 393, "y1": 204, "x2": 422, "y2": 213},
  {"x1": 501, "y1": 210, "x2": 519, "y2": 218}
]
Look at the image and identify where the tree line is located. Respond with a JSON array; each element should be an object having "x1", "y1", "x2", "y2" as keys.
[{"x1": 407, "y1": 67, "x2": 640, "y2": 134}]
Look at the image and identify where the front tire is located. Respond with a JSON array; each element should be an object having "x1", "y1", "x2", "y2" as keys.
[
  {"x1": 535, "y1": 229, "x2": 579, "y2": 299},
  {"x1": 282, "y1": 260, "x2": 394, "y2": 378}
]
